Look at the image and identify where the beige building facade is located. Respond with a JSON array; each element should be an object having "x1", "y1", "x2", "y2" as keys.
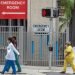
[{"x1": 26, "y1": 0, "x2": 59, "y2": 66}]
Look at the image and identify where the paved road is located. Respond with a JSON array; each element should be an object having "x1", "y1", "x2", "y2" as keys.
[{"x1": 43, "y1": 72, "x2": 74, "y2": 75}]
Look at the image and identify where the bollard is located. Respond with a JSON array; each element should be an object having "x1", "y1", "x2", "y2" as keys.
[{"x1": 49, "y1": 46, "x2": 53, "y2": 69}]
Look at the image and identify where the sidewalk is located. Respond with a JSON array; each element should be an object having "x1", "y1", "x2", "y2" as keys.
[
  {"x1": 21, "y1": 66, "x2": 74, "y2": 74},
  {"x1": 0, "y1": 65, "x2": 73, "y2": 75}
]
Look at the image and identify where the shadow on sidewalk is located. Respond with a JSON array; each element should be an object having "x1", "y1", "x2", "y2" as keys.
[{"x1": 43, "y1": 72, "x2": 73, "y2": 75}]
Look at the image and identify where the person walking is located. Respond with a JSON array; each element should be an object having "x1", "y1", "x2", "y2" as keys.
[
  {"x1": 12, "y1": 36, "x2": 21, "y2": 72},
  {"x1": 60, "y1": 42, "x2": 75, "y2": 74},
  {"x1": 1, "y1": 37, "x2": 20, "y2": 74},
  {"x1": 6, "y1": 36, "x2": 21, "y2": 72}
]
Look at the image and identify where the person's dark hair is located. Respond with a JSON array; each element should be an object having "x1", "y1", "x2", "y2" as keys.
[
  {"x1": 12, "y1": 36, "x2": 17, "y2": 46},
  {"x1": 12, "y1": 36, "x2": 16, "y2": 40},
  {"x1": 8, "y1": 37, "x2": 13, "y2": 43}
]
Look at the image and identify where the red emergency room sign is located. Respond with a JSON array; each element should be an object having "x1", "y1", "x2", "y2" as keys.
[{"x1": 0, "y1": 0, "x2": 27, "y2": 19}]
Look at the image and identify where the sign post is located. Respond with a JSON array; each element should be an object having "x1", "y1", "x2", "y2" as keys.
[
  {"x1": 49, "y1": 18, "x2": 53, "y2": 69},
  {"x1": 42, "y1": 7, "x2": 59, "y2": 69}
]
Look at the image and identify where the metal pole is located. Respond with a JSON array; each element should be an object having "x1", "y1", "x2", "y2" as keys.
[
  {"x1": 18, "y1": 19, "x2": 20, "y2": 26},
  {"x1": 48, "y1": 0, "x2": 58, "y2": 69},
  {"x1": 24, "y1": 19, "x2": 26, "y2": 31},
  {"x1": 39, "y1": 35, "x2": 42, "y2": 60},
  {"x1": 49, "y1": 50, "x2": 52, "y2": 69},
  {"x1": 48, "y1": 0, "x2": 54, "y2": 69},
  {"x1": 9, "y1": 19, "x2": 12, "y2": 37},
  {"x1": 49, "y1": 18, "x2": 53, "y2": 46},
  {"x1": 49, "y1": 18, "x2": 53, "y2": 69}
]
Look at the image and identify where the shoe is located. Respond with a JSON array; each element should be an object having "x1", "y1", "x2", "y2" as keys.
[
  {"x1": 1, "y1": 72, "x2": 4, "y2": 74},
  {"x1": 60, "y1": 71, "x2": 66, "y2": 73},
  {"x1": 0, "y1": 71, "x2": 4, "y2": 74},
  {"x1": 17, "y1": 70, "x2": 21, "y2": 72},
  {"x1": 73, "y1": 72, "x2": 75, "y2": 74}
]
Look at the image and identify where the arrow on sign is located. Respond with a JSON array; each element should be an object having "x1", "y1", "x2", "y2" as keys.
[{"x1": 1, "y1": 12, "x2": 26, "y2": 15}]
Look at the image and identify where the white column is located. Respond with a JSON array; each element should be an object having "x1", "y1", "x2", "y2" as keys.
[
  {"x1": 27, "y1": 0, "x2": 32, "y2": 60},
  {"x1": 19, "y1": 26, "x2": 23, "y2": 64}
]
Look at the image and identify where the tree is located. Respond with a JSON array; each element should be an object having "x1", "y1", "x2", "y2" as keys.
[{"x1": 59, "y1": 0, "x2": 74, "y2": 31}]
